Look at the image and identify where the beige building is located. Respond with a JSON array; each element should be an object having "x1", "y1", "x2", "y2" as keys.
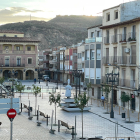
[
  {"x1": 0, "y1": 31, "x2": 40, "y2": 80},
  {"x1": 101, "y1": 1, "x2": 140, "y2": 112}
]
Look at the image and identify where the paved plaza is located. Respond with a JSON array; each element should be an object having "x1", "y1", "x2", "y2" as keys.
[{"x1": 0, "y1": 81, "x2": 139, "y2": 139}]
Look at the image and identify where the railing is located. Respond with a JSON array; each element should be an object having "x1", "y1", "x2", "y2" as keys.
[
  {"x1": 43, "y1": 58, "x2": 49, "y2": 62},
  {"x1": 104, "y1": 37, "x2": 109, "y2": 44},
  {"x1": 119, "y1": 79, "x2": 136, "y2": 89},
  {"x1": 111, "y1": 35, "x2": 118, "y2": 43},
  {"x1": 13, "y1": 51, "x2": 25, "y2": 54},
  {"x1": 102, "y1": 56, "x2": 136, "y2": 65},
  {"x1": 128, "y1": 32, "x2": 136, "y2": 41},
  {"x1": 49, "y1": 59, "x2": 57, "y2": 64},
  {"x1": 119, "y1": 34, "x2": 127, "y2": 42},
  {"x1": 101, "y1": 76, "x2": 119, "y2": 85},
  {"x1": 85, "y1": 37, "x2": 102, "y2": 43}
]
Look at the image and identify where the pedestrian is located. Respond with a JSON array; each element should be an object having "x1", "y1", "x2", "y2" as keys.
[{"x1": 101, "y1": 95, "x2": 105, "y2": 106}]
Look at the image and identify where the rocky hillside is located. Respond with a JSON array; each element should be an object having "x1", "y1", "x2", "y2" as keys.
[{"x1": 0, "y1": 15, "x2": 102, "y2": 50}]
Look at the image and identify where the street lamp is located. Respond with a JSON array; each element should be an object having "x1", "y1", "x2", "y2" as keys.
[
  {"x1": 105, "y1": 70, "x2": 119, "y2": 118},
  {"x1": 72, "y1": 69, "x2": 82, "y2": 98},
  {"x1": 38, "y1": 67, "x2": 40, "y2": 84}
]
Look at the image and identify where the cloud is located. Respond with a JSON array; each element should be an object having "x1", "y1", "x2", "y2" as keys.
[{"x1": 0, "y1": 7, "x2": 49, "y2": 24}]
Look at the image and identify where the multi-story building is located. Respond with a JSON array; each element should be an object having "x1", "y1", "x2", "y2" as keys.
[
  {"x1": 84, "y1": 25, "x2": 102, "y2": 98},
  {"x1": 49, "y1": 47, "x2": 57, "y2": 80},
  {"x1": 101, "y1": 1, "x2": 140, "y2": 111},
  {"x1": 0, "y1": 30, "x2": 40, "y2": 80},
  {"x1": 77, "y1": 42, "x2": 85, "y2": 86}
]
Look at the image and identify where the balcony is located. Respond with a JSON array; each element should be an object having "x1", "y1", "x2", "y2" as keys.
[
  {"x1": 101, "y1": 76, "x2": 119, "y2": 85},
  {"x1": 49, "y1": 67, "x2": 56, "y2": 71},
  {"x1": 119, "y1": 32, "x2": 136, "y2": 43},
  {"x1": 111, "y1": 35, "x2": 118, "y2": 44},
  {"x1": 49, "y1": 59, "x2": 57, "y2": 64},
  {"x1": 102, "y1": 56, "x2": 136, "y2": 66},
  {"x1": 2, "y1": 64, "x2": 25, "y2": 67},
  {"x1": 104, "y1": 37, "x2": 110, "y2": 44},
  {"x1": 85, "y1": 37, "x2": 102, "y2": 43},
  {"x1": 43, "y1": 58, "x2": 49, "y2": 63},
  {"x1": 73, "y1": 53, "x2": 77, "y2": 56},
  {"x1": 119, "y1": 34, "x2": 127, "y2": 43},
  {"x1": 119, "y1": 79, "x2": 136, "y2": 89},
  {"x1": 13, "y1": 51, "x2": 25, "y2": 54}
]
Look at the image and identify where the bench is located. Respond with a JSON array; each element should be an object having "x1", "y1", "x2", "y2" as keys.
[
  {"x1": 24, "y1": 104, "x2": 29, "y2": 111},
  {"x1": 60, "y1": 120, "x2": 72, "y2": 133},
  {"x1": 39, "y1": 111, "x2": 50, "y2": 124}
]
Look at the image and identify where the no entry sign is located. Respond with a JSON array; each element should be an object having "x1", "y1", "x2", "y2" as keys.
[{"x1": 7, "y1": 109, "x2": 17, "y2": 119}]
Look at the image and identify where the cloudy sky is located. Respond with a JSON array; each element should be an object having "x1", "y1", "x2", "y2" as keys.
[{"x1": 0, "y1": 0, "x2": 135, "y2": 25}]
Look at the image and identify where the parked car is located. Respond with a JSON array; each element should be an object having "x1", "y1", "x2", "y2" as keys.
[
  {"x1": 42, "y1": 75, "x2": 49, "y2": 80},
  {"x1": 44, "y1": 76, "x2": 50, "y2": 82}
]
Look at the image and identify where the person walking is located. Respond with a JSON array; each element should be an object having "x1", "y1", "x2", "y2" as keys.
[{"x1": 101, "y1": 95, "x2": 105, "y2": 106}]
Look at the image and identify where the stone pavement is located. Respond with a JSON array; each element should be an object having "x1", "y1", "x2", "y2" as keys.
[
  {"x1": 0, "y1": 114, "x2": 65, "y2": 140},
  {"x1": 13, "y1": 81, "x2": 137, "y2": 139}
]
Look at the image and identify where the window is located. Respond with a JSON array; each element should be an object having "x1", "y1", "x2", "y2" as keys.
[
  {"x1": 16, "y1": 46, "x2": 20, "y2": 51},
  {"x1": 115, "y1": 11, "x2": 118, "y2": 19},
  {"x1": 27, "y1": 46, "x2": 31, "y2": 51},
  {"x1": 97, "y1": 31, "x2": 101, "y2": 37},
  {"x1": 107, "y1": 13, "x2": 110, "y2": 21},
  {"x1": 90, "y1": 49, "x2": 95, "y2": 60},
  {"x1": 70, "y1": 56, "x2": 73, "y2": 60},
  {"x1": 17, "y1": 58, "x2": 21, "y2": 66},
  {"x1": 85, "y1": 50, "x2": 90, "y2": 60},
  {"x1": 28, "y1": 58, "x2": 32, "y2": 64},
  {"x1": 5, "y1": 58, "x2": 9, "y2": 66},
  {"x1": 5, "y1": 46, "x2": 9, "y2": 50},
  {"x1": 15, "y1": 35, "x2": 17, "y2": 37},
  {"x1": 105, "y1": 67, "x2": 109, "y2": 74},
  {"x1": 106, "y1": 30, "x2": 109, "y2": 43},
  {"x1": 97, "y1": 49, "x2": 101, "y2": 60},
  {"x1": 91, "y1": 32, "x2": 94, "y2": 38}
]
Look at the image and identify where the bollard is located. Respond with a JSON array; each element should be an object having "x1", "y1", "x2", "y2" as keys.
[
  {"x1": 37, "y1": 110, "x2": 38, "y2": 121},
  {"x1": 58, "y1": 120, "x2": 60, "y2": 132},
  {"x1": 28, "y1": 93, "x2": 29, "y2": 99},
  {"x1": 110, "y1": 103, "x2": 111, "y2": 112},
  {"x1": 138, "y1": 113, "x2": 140, "y2": 122},
  {"x1": 28, "y1": 100, "x2": 30, "y2": 117},
  {"x1": 119, "y1": 106, "x2": 120, "y2": 115},
  {"x1": 21, "y1": 103, "x2": 22, "y2": 112},
  {"x1": 71, "y1": 126, "x2": 75, "y2": 140},
  {"x1": 46, "y1": 115, "x2": 50, "y2": 126},
  {"x1": 42, "y1": 93, "x2": 43, "y2": 99},
  {"x1": 97, "y1": 100, "x2": 99, "y2": 107}
]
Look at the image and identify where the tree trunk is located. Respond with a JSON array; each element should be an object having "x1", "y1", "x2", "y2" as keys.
[
  {"x1": 55, "y1": 103, "x2": 56, "y2": 124},
  {"x1": 128, "y1": 101, "x2": 130, "y2": 122},
  {"x1": 82, "y1": 110, "x2": 83, "y2": 139},
  {"x1": 35, "y1": 94, "x2": 37, "y2": 115}
]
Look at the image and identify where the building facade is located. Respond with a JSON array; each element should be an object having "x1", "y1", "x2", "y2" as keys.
[
  {"x1": 84, "y1": 25, "x2": 102, "y2": 99},
  {"x1": 0, "y1": 31, "x2": 40, "y2": 80},
  {"x1": 101, "y1": 1, "x2": 140, "y2": 111}
]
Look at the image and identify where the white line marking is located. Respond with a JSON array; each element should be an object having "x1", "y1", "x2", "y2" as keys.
[{"x1": 8, "y1": 112, "x2": 15, "y2": 115}]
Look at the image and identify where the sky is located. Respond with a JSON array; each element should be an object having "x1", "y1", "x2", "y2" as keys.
[{"x1": 0, "y1": 0, "x2": 136, "y2": 25}]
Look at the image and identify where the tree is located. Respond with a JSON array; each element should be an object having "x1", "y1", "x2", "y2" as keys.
[
  {"x1": 32, "y1": 84, "x2": 41, "y2": 115},
  {"x1": 74, "y1": 92, "x2": 89, "y2": 139},
  {"x1": 102, "y1": 84, "x2": 111, "y2": 113},
  {"x1": 15, "y1": 82, "x2": 25, "y2": 103},
  {"x1": 120, "y1": 93, "x2": 131, "y2": 122},
  {"x1": 85, "y1": 82, "x2": 92, "y2": 106},
  {"x1": 49, "y1": 93, "x2": 61, "y2": 125},
  {"x1": 0, "y1": 77, "x2": 5, "y2": 94}
]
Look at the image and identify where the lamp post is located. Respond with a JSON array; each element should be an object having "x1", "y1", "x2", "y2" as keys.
[
  {"x1": 38, "y1": 67, "x2": 40, "y2": 84},
  {"x1": 105, "y1": 70, "x2": 119, "y2": 118},
  {"x1": 72, "y1": 70, "x2": 82, "y2": 98}
]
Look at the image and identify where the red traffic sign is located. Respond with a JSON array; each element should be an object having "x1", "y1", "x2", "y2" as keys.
[{"x1": 7, "y1": 109, "x2": 17, "y2": 119}]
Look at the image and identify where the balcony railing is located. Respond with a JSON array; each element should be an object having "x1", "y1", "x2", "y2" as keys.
[
  {"x1": 128, "y1": 32, "x2": 136, "y2": 41},
  {"x1": 13, "y1": 51, "x2": 25, "y2": 54},
  {"x1": 119, "y1": 79, "x2": 136, "y2": 89},
  {"x1": 119, "y1": 32, "x2": 136, "y2": 43},
  {"x1": 119, "y1": 34, "x2": 127, "y2": 43},
  {"x1": 102, "y1": 56, "x2": 136, "y2": 65},
  {"x1": 49, "y1": 59, "x2": 57, "y2": 64},
  {"x1": 101, "y1": 76, "x2": 119, "y2": 85},
  {"x1": 111, "y1": 35, "x2": 118, "y2": 44},
  {"x1": 85, "y1": 37, "x2": 102, "y2": 43},
  {"x1": 104, "y1": 37, "x2": 109, "y2": 44}
]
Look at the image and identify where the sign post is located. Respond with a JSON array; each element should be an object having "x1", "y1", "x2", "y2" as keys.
[{"x1": 7, "y1": 109, "x2": 17, "y2": 140}]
